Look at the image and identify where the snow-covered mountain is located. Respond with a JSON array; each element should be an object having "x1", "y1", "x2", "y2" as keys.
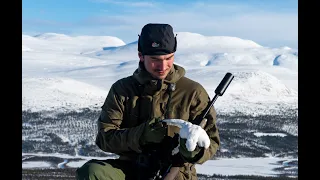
[{"x1": 22, "y1": 32, "x2": 298, "y2": 115}]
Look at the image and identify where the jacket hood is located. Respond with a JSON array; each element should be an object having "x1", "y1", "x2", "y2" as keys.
[{"x1": 133, "y1": 62, "x2": 186, "y2": 85}]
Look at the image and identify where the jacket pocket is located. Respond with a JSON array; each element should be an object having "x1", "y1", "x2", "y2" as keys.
[{"x1": 176, "y1": 163, "x2": 197, "y2": 180}]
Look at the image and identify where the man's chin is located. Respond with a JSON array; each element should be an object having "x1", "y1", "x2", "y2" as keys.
[{"x1": 152, "y1": 73, "x2": 167, "y2": 80}]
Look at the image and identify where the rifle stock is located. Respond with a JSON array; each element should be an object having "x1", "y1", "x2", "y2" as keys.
[{"x1": 163, "y1": 166, "x2": 180, "y2": 180}]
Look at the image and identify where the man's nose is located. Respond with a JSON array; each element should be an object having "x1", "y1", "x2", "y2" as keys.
[{"x1": 158, "y1": 62, "x2": 166, "y2": 70}]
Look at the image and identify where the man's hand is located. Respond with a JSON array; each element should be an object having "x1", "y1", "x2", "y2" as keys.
[
  {"x1": 161, "y1": 118, "x2": 210, "y2": 163},
  {"x1": 179, "y1": 138, "x2": 203, "y2": 162},
  {"x1": 139, "y1": 117, "x2": 167, "y2": 146}
]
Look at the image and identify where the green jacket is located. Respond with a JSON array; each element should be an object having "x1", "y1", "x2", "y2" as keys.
[{"x1": 96, "y1": 63, "x2": 220, "y2": 180}]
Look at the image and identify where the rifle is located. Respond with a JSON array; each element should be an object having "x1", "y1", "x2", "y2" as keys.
[{"x1": 161, "y1": 72, "x2": 234, "y2": 180}]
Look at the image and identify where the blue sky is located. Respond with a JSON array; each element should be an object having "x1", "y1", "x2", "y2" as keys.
[{"x1": 23, "y1": 0, "x2": 298, "y2": 49}]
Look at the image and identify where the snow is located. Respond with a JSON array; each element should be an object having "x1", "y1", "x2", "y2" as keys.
[
  {"x1": 22, "y1": 77, "x2": 107, "y2": 111},
  {"x1": 23, "y1": 33, "x2": 125, "y2": 54},
  {"x1": 175, "y1": 32, "x2": 262, "y2": 51},
  {"x1": 254, "y1": 132, "x2": 287, "y2": 137},
  {"x1": 22, "y1": 161, "x2": 52, "y2": 169},
  {"x1": 195, "y1": 157, "x2": 295, "y2": 177},
  {"x1": 22, "y1": 153, "x2": 297, "y2": 177}
]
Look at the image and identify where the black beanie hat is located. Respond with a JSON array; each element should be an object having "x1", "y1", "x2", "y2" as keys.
[{"x1": 138, "y1": 23, "x2": 177, "y2": 55}]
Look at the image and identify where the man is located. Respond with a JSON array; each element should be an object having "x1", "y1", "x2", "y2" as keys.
[{"x1": 76, "y1": 23, "x2": 220, "y2": 180}]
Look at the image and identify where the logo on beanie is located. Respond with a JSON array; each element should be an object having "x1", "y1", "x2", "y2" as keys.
[{"x1": 151, "y1": 42, "x2": 160, "y2": 48}]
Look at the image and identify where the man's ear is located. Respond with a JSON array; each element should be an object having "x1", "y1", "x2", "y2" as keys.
[{"x1": 138, "y1": 52, "x2": 144, "y2": 62}]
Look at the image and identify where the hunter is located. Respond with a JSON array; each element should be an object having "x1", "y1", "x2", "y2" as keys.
[{"x1": 76, "y1": 23, "x2": 220, "y2": 180}]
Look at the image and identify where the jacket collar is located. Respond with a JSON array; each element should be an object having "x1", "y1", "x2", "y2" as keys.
[{"x1": 132, "y1": 62, "x2": 186, "y2": 95}]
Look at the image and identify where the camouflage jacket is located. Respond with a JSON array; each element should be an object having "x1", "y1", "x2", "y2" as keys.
[{"x1": 95, "y1": 63, "x2": 220, "y2": 180}]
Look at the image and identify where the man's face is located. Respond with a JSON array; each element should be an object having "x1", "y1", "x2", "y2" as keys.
[{"x1": 139, "y1": 52, "x2": 174, "y2": 79}]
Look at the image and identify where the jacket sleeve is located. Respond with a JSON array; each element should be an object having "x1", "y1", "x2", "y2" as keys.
[
  {"x1": 95, "y1": 81, "x2": 145, "y2": 154},
  {"x1": 188, "y1": 84, "x2": 221, "y2": 164}
]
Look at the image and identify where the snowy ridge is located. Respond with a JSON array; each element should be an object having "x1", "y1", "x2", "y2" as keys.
[
  {"x1": 34, "y1": 33, "x2": 72, "y2": 40},
  {"x1": 83, "y1": 32, "x2": 297, "y2": 70},
  {"x1": 22, "y1": 77, "x2": 107, "y2": 112},
  {"x1": 228, "y1": 70, "x2": 297, "y2": 99},
  {"x1": 189, "y1": 68, "x2": 297, "y2": 116},
  {"x1": 176, "y1": 32, "x2": 263, "y2": 50},
  {"x1": 23, "y1": 33, "x2": 126, "y2": 54}
]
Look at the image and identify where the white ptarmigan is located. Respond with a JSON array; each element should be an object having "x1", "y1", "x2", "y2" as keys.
[{"x1": 162, "y1": 119, "x2": 211, "y2": 152}]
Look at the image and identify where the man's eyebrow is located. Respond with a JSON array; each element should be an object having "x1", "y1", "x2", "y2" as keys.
[
  {"x1": 150, "y1": 55, "x2": 174, "y2": 60},
  {"x1": 166, "y1": 54, "x2": 174, "y2": 59},
  {"x1": 150, "y1": 56, "x2": 161, "y2": 60}
]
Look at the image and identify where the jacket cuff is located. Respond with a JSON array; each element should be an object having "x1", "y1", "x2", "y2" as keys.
[
  {"x1": 127, "y1": 122, "x2": 146, "y2": 153},
  {"x1": 180, "y1": 147, "x2": 205, "y2": 164}
]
